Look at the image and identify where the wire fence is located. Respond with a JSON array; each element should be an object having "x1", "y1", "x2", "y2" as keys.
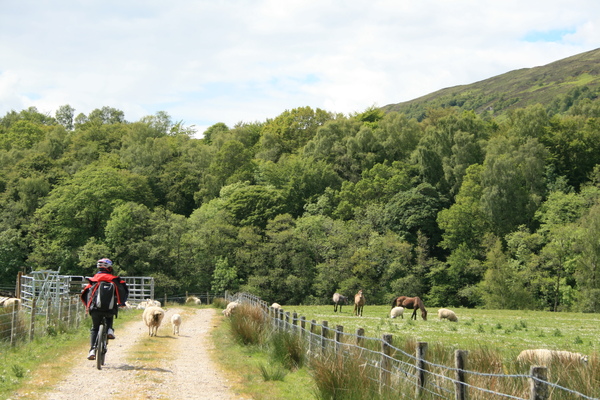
[
  {"x1": 0, "y1": 295, "x2": 86, "y2": 347},
  {"x1": 228, "y1": 292, "x2": 599, "y2": 400}
]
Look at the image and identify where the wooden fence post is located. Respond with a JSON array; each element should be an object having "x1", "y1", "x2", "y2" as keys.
[
  {"x1": 300, "y1": 316, "x2": 306, "y2": 339},
  {"x1": 380, "y1": 334, "x2": 392, "y2": 394},
  {"x1": 10, "y1": 301, "x2": 17, "y2": 347},
  {"x1": 277, "y1": 308, "x2": 284, "y2": 331},
  {"x1": 29, "y1": 298, "x2": 37, "y2": 342},
  {"x1": 454, "y1": 350, "x2": 468, "y2": 400},
  {"x1": 67, "y1": 296, "x2": 72, "y2": 327},
  {"x1": 285, "y1": 311, "x2": 290, "y2": 328},
  {"x1": 530, "y1": 366, "x2": 549, "y2": 400},
  {"x1": 58, "y1": 296, "x2": 63, "y2": 326},
  {"x1": 416, "y1": 341, "x2": 428, "y2": 397},
  {"x1": 292, "y1": 312, "x2": 298, "y2": 334},
  {"x1": 309, "y1": 320, "x2": 316, "y2": 355},
  {"x1": 46, "y1": 299, "x2": 51, "y2": 331},
  {"x1": 335, "y1": 325, "x2": 343, "y2": 356},
  {"x1": 356, "y1": 327, "x2": 365, "y2": 348},
  {"x1": 321, "y1": 321, "x2": 329, "y2": 355}
]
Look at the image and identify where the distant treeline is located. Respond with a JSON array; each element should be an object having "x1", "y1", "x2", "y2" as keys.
[{"x1": 1, "y1": 97, "x2": 600, "y2": 311}]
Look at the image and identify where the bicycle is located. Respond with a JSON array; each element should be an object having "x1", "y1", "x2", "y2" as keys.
[{"x1": 95, "y1": 315, "x2": 109, "y2": 370}]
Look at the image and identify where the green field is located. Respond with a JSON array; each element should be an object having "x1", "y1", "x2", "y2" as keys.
[{"x1": 277, "y1": 305, "x2": 600, "y2": 361}]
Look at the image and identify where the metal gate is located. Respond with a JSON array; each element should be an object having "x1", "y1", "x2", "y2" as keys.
[{"x1": 17, "y1": 271, "x2": 154, "y2": 313}]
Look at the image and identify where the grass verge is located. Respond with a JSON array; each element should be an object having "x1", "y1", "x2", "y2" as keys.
[{"x1": 210, "y1": 307, "x2": 316, "y2": 400}]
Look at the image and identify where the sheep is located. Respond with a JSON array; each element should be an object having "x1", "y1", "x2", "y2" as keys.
[
  {"x1": 142, "y1": 306, "x2": 165, "y2": 336},
  {"x1": 438, "y1": 308, "x2": 458, "y2": 322},
  {"x1": 271, "y1": 303, "x2": 281, "y2": 309},
  {"x1": 3, "y1": 298, "x2": 21, "y2": 310},
  {"x1": 222, "y1": 301, "x2": 239, "y2": 317},
  {"x1": 186, "y1": 296, "x2": 202, "y2": 305},
  {"x1": 171, "y1": 313, "x2": 182, "y2": 335},
  {"x1": 517, "y1": 349, "x2": 589, "y2": 366},
  {"x1": 390, "y1": 306, "x2": 404, "y2": 319}
]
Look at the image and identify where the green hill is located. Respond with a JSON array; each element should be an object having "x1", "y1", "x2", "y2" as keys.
[{"x1": 382, "y1": 47, "x2": 600, "y2": 119}]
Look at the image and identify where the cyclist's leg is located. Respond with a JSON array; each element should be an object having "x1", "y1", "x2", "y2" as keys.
[
  {"x1": 88, "y1": 312, "x2": 102, "y2": 359},
  {"x1": 106, "y1": 314, "x2": 115, "y2": 339}
]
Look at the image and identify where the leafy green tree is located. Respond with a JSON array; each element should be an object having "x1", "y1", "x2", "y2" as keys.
[
  {"x1": 428, "y1": 243, "x2": 484, "y2": 307},
  {"x1": 573, "y1": 202, "x2": 600, "y2": 312},
  {"x1": 478, "y1": 238, "x2": 535, "y2": 309},
  {"x1": 383, "y1": 183, "x2": 447, "y2": 249},
  {"x1": 437, "y1": 164, "x2": 489, "y2": 253},
  {"x1": 27, "y1": 164, "x2": 153, "y2": 271},
  {"x1": 219, "y1": 182, "x2": 286, "y2": 229},
  {"x1": 257, "y1": 106, "x2": 332, "y2": 162},
  {"x1": 202, "y1": 122, "x2": 229, "y2": 144},
  {"x1": 480, "y1": 136, "x2": 547, "y2": 238},
  {"x1": 55, "y1": 105, "x2": 75, "y2": 130},
  {"x1": 211, "y1": 257, "x2": 239, "y2": 293},
  {"x1": 0, "y1": 228, "x2": 28, "y2": 286},
  {"x1": 256, "y1": 154, "x2": 342, "y2": 218}
]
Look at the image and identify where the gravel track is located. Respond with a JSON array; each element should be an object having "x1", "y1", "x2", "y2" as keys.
[{"x1": 19, "y1": 308, "x2": 247, "y2": 400}]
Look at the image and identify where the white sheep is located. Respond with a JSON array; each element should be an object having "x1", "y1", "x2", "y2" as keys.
[
  {"x1": 271, "y1": 303, "x2": 281, "y2": 309},
  {"x1": 186, "y1": 296, "x2": 202, "y2": 305},
  {"x1": 222, "y1": 301, "x2": 239, "y2": 317},
  {"x1": 171, "y1": 313, "x2": 182, "y2": 335},
  {"x1": 438, "y1": 308, "x2": 458, "y2": 322},
  {"x1": 390, "y1": 306, "x2": 404, "y2": 319},
  {"x1": 517, "y1": 349, "x2": 589, "y2": 366},
  {"x1": 142, "y1": 306, "x2": 165, "y2": 336},
  {"x1": 3, "y1": 298, "x2": 21, "y2": 310}
]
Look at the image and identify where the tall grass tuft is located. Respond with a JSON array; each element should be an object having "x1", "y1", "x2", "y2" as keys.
[
  {"x1": 229, "y1": 303, "x2": 268, "y2": 345},
  {"x1": 269, "y1": 330, "x2": 305, "y2": 370},
  {"x1": 212, "y1": 297, "x2": 228, "y2": 309},
  {"x1": 310, "y1": 351, "x2": 387, "y2": 400},
  {"x1": 258, "y1": 362, "x2": 288, "y2": 381}
]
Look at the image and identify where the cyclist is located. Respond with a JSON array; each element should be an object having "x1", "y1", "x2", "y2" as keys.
[{"x1": 81, "y1": 258, "x2": 129, "y2": 360}]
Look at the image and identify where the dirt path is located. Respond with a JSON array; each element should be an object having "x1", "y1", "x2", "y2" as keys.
[{"x1": 25, "y1": 308, "x2": 248, "y2": 400}]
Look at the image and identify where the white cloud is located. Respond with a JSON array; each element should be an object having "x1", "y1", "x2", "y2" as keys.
[{"x1": 1, "y1": 0, "x2": 598, "y2": 135}]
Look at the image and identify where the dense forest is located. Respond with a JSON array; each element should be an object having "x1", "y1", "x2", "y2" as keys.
[{"x1": 3, "y1": 55, "x2": 600, "y2": 312}]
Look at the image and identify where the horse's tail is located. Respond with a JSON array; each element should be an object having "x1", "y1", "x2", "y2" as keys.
[{"x1": 391, "y1": 297, "x2": 398, "y2": 308}]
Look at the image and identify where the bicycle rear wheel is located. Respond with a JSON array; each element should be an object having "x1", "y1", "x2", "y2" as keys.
[{"x1": 96, "y1": 324, "x2": 106, "y2": 370}]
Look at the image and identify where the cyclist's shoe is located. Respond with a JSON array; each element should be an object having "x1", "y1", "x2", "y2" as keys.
[
  {"x1": 107, "y1": 329, "x2": 115, "y2": 339},
  {"x1": 87, "y1": 349, "x2": 96, "y2": 360}
]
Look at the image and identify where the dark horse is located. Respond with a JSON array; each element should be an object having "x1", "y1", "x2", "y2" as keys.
[{"x1": 391, "y1": 296, "x2": 427, "y2": 320}]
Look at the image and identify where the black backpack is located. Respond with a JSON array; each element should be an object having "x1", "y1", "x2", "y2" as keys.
[{"x1": 88, "y1": 281, "x2": 117, "y2": 312}]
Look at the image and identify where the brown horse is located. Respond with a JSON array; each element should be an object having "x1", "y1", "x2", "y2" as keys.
[
  {"x1": 354, "y1": 290, "x2": 365, "y2": 316},
  {"x1": 391, "y1": 296, "x2": 427, "y2": 320}
]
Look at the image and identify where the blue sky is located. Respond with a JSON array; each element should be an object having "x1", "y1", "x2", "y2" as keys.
[{"x1": 1, "y1": 1, "x2": 599, "y2": 137}]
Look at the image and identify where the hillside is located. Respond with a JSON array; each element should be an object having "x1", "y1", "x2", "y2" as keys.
[{"x1": 382, "y1": 47, "x2": 600, "y2": 119}]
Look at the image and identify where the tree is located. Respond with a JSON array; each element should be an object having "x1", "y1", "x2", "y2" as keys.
[
  {"x1": 480, "y1": 136, "x2": 547, "y2": 238},
  {"x1": 27, "y1": 164, "x2": 153, "y2": 271},
  {"x1": 257, "y1": 106, "x2": 332, "y2": 162},
  {"x1": 55, "y1": 105, "x2": 75, "y2": 130},
  {"x1": 478, "y1": 238, "x2": 535, "y2": 309}
]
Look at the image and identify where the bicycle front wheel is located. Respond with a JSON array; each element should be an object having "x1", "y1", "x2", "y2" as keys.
[{"x1": 96, "y1": 324, "x2": 106, "y2": 370}]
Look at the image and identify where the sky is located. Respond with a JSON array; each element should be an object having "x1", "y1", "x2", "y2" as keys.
[{"x1": 1, "y1": 1, "x2": 599, "y2": 137}]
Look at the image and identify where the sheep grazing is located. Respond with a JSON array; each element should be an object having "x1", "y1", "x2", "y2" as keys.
[
  {"x1": 3, "y1": 298, "x2": 21, "y2": 310},
  {"x1": 438, "y1": 308, "x2": 458, "y2": 322},
  {"x1": 222, "y1": 301, "x2": 239, "y2": 317},
  {"x1": 171, "y1": 313, "x2": 182, "y2": 335},
  {"x1": 186, "y1": 296, "x2": 202, "y2": 305},
  {"x1": 142, "y1": 306, "x2": 165, "y2": 337},
  {"x1": 390, "y1": 306, "x2": 404, "y2": 319},
  {"x1": 271, "y1": 303, "x2": 281, "y2": 309},
  {"x1": 517, "y1": 349, "x2": 589, "y2": 366}
]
